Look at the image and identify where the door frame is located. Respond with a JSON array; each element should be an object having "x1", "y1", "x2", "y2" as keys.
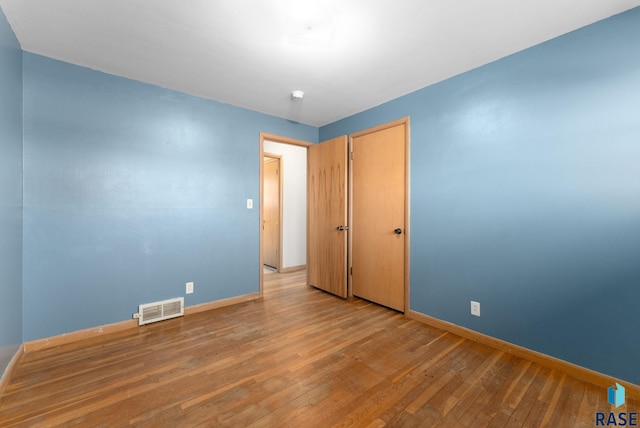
[
  {"x1": 263, "y1": 153, "x2": 283, "y2": 271},
  {"x1": 259, "y1": 133, "x2": 312, "y2": 297},
  {"x1": 348, "y1": 117, "x2": 411, "y2": 311}
]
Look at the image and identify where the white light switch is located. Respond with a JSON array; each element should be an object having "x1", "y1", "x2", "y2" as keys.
[{"x1": 247, "y1": 199, "x2": 253, "y2": 209}]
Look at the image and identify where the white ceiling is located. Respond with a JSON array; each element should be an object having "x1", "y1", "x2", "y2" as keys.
[{"x1": 2, "y1": 0, "x2": 639, "y2": 127}]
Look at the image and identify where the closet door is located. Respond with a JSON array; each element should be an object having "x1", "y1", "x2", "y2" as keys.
[
  {"x1": 351, "y1": 122, "x2": 407, "y2": 311},
  {"x1": 307, "y1": 136, "x2": 348, "y2": 298}
]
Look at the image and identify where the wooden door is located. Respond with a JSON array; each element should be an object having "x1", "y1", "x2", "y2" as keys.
[
  {"x1": 307, "y1": 136, "x2": 348, "y2": 298},
  {"x1": 263, "y1": 157, "x2": 280, "y2": 269},
  {"x1": 351, "y1": 122, "x2": 406, "y2": 311}
]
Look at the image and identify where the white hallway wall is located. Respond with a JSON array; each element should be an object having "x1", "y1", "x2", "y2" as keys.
[{"x1": 264, "y1": 141, "x2": 307, "y2": 269}]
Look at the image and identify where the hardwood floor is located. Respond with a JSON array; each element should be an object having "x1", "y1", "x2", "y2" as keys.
[{"x1": 0, "y1": 270, "x2": 636, "y2": 427}]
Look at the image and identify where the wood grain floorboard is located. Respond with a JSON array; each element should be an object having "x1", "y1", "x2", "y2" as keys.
[{"x1": 1, "y1": 270, "x2": 637, "y2": 427}]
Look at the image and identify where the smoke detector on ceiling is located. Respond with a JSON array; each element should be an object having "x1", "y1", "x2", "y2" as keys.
[{"x1": 291, "y1": 90, "x2": 305, "y2": 101}]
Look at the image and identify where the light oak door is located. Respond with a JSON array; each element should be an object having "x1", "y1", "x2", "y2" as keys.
[
  {"x1": 263, "y1": 157, "x2": 280, "y2": 269},
  {"x1": 307, "y1": 136, "x2": 348, "y2": 298},
  {"x1": 351, "y1": 122, "x2": 406, "y2": 311}
]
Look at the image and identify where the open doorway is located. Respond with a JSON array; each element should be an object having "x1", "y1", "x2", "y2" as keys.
[{"x1": 259, "y1": 133, "x2": 312, "y2": 295}]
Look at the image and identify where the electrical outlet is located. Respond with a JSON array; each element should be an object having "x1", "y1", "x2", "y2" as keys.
[
  {"x1": 186, "y1": 282, "x2": 194, "y2": 294},
  {"x1": 470, "y1": 301, "x2": 480, "y2": 317}
]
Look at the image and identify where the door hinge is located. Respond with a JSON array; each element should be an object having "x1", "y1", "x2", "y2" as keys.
[
  {"x1": 350, "y1": 151, "x2": 354, "y2": 160},
  {"x1": 350, "y1": 266, "x2": 353, "y2": 276}
]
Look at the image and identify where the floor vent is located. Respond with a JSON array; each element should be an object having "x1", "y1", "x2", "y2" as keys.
[{"x1": 138, "y1": 297, "x2": 184, "y2": 326}]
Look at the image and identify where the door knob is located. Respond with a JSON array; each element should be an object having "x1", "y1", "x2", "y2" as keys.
[
  {"x1": 337, "y1": 226, "x2": 349, "y2": 231},
  {"x1": 394, "y1": 228, "x2": 403, "y2": 235}
]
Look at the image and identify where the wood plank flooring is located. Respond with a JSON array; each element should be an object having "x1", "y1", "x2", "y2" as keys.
[{"x1": 0, "y1": 270, "x2": 636, "y2": 427}]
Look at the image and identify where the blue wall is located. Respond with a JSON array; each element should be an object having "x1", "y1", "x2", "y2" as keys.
[
  {"x1": 22, "y1": 54, "x2": 316, "y2": 341},
  {"x1": 7, "y1": 3, "x2": 640, "y2": 387},
  {"x1": 0, "y1": 7, "x2": 23, "y2": 376},
  {"x1": 321, "y1": 8, "x2": 640, "y2": 384}
]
